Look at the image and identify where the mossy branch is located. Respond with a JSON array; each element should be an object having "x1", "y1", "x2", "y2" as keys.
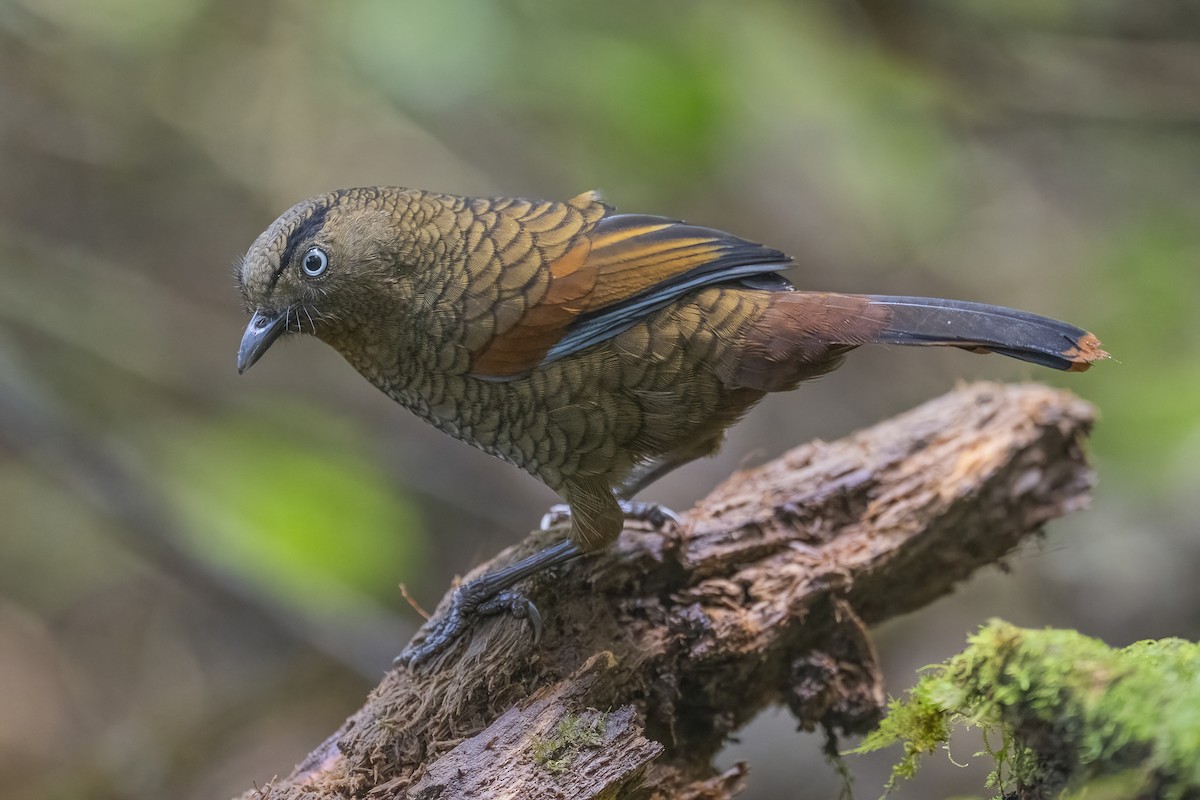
[
  {"x1": 856, "y1": 620, "x2": 1200, "y2": 799},
  {"x1": 238, "y1": 382, "x2": 1096, "y2": 800}
]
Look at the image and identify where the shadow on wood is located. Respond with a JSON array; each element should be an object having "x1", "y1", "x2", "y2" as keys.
[{"x1": 241, "y1": 381, "x2": 1096, "y2": 800}]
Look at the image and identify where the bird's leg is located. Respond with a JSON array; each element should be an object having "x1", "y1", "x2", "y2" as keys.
[
  {"x1": 394, "y1": 538, "x2": 583, "y2": 668},
  {"x1": 540, "y1": 461, "x2": 683, "y2": 531},
  {"x1": 539, "y1": 445, "x2": 719, "y2": 532}
]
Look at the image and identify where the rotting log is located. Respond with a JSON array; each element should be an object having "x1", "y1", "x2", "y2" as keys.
[{"x1": 240, "y1": 381, "x2": 1097, "y2": 800}]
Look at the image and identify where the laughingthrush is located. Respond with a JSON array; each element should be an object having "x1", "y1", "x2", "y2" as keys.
[{"x1": 236, "y1": 187, "x2": 1106, "y2": 665}]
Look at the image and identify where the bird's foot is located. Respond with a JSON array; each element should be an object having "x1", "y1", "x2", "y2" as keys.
[
  {"x1": 394, "y1": 538, "x2": 581, "y2": 669},
  {"x1": 540, "y1": 500, "x2": 681, "y2": 531},
  {"x1": 394, "y1": 583, "x2": 543, "y2": 668}
]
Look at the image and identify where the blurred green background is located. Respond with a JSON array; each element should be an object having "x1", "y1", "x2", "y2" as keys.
[{"x1": 1, "y1": 1, "x2": 1197, "y2": 798}]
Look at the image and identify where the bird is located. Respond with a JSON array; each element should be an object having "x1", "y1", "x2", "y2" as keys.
[{"x1": 235, "y1": 186, "x2": 1106, "y2": 666}]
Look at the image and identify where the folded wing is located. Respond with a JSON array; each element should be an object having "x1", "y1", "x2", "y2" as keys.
[{"x1": 470, "y1": 208, "x2": 792, "y2": 378}]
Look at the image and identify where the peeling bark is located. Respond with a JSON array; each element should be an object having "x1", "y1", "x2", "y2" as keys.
[{"x1": 239, "y1": 382, "x2": 1097, "y2": 800}]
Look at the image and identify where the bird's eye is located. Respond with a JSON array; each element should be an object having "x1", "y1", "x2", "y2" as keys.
[{"x1": 301, "y1": 247, "x2": 329, "y2": 277}]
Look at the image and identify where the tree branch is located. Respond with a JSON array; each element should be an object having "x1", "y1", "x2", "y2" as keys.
[{"x1": 241, "y1": 381, "x2": 1097, "y2": 800}]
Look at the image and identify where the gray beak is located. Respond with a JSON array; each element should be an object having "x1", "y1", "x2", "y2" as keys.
[{"x1": 237, "y1": 308, "x2": 288, "y2": 374}]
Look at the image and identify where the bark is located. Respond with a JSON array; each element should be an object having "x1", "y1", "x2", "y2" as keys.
[{"x1": 240, "y1": 381, "x2": 1097, "y2": 800}]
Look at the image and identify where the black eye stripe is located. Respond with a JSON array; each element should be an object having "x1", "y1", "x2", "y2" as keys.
[
  {"x1": 266, "y1": 204, "x2": 330, "y2": 295},
  {"x1": 279, "y1": 206, "x2": 329, "y2": 268}
]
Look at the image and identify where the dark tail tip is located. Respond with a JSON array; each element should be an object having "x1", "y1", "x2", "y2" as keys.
[{"x1": 863, "y1": 296, "x2": 1110, "y2": 372}]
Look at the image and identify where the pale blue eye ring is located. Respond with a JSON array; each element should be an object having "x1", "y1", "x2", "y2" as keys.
[{"x1": 302, "y1": 247, "x2": 328, "y2": 277}]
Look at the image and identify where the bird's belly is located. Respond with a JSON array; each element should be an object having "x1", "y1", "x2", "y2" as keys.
[{"x1": 378, "y1": 347, "x2": 736, "y2": 491}]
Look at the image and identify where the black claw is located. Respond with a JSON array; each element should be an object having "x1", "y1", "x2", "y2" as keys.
[
  {"x1": 542, "y1": 500, "x2": 682, "y2": 531},
  {"x1": 394, "y1": 633, "x2": 442, "y2": 668},
  {"x1": 478, "y1": 589, "x2": 543, "y2": 644},
  {"x1": 523, "y1": 596, "x2": 544, "y2": 645},
  {"x1": 619, "y1": 500, "x2": 682, "y2": 528}
]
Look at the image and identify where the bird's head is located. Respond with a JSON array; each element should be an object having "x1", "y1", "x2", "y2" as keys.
[{"x1": 236, "y1": 189, "x2": 410, "y2": 374}]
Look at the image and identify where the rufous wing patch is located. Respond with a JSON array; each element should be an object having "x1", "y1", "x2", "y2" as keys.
[
  {"x1": 471, "y1": 240, "x2": 597, "y2": 376},
  {"x1": 469, "y1": 207, "x2": 790, "y2": 378},
  {"x1": 581, "y1": 223, "x2": 729, "y2": 309}
]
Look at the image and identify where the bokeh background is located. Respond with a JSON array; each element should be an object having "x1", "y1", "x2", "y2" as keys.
[{"x1": 2, "y1": 1, "x2": 1197, "y2": 798}]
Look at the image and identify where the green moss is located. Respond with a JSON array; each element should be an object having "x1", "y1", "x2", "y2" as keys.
[
  {"x1": 531, "y1": 712, "x2": 608, "y2": 774},
  {"x1": 854, "y1": 620, "x2": 1200, "y2": 799}
]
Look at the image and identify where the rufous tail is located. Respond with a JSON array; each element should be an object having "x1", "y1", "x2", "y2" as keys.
[{"x1": 725, "y1": 291, "x2": 1107, "y2": 393}]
